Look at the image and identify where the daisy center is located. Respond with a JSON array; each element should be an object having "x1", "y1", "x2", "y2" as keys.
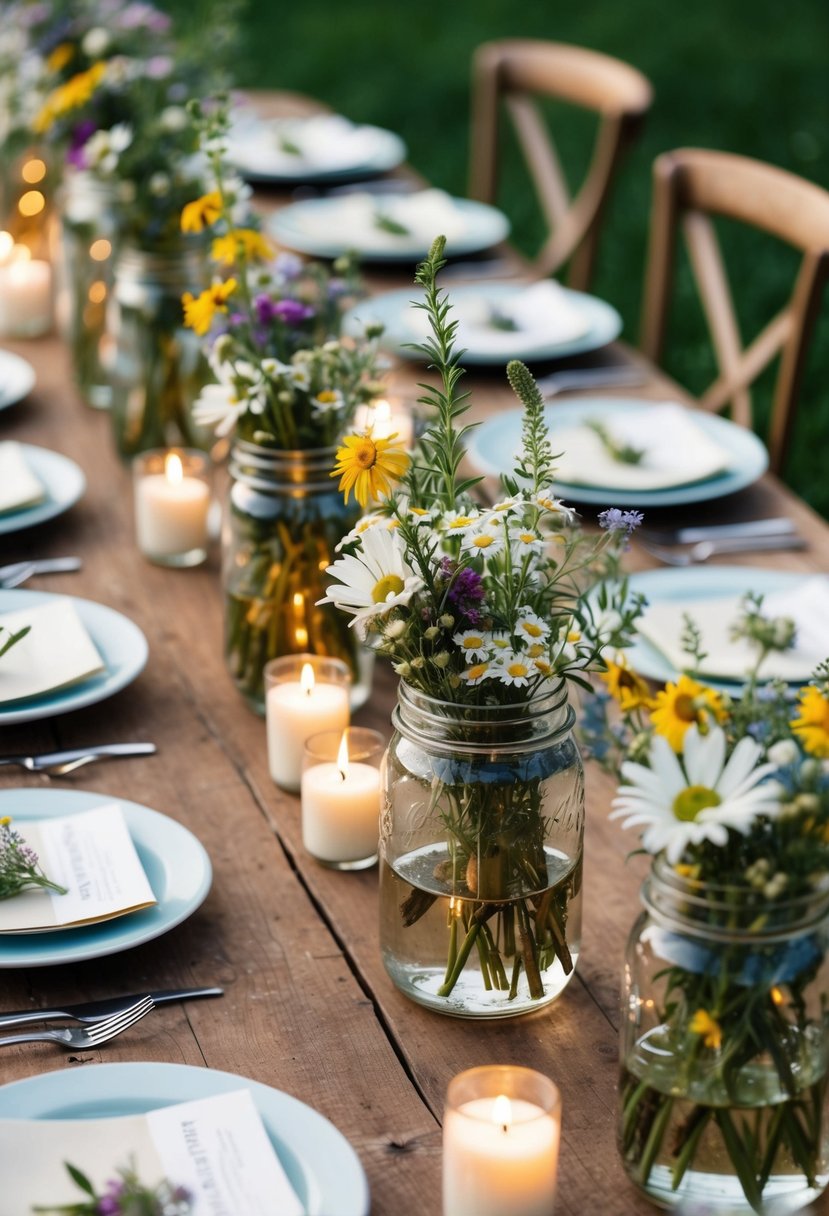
[
  {"x1": 372, "y1": 574, "x2": 405, "y2": 604},
  {"x1": 352, "y1": 438, "x2": 378, "y2": 469},
  {"x1": 673, "y1": 785, "x2": 721, "y2": 822},
  {"x1": 674, "y1": 693, "x2": 699, "y2": 722},
  {"x1": 522, "y1": 622, "x2": 544, "y2": 638},
  {"x1": 472, "y1": 534, "x2": 496, "y2": 548}
]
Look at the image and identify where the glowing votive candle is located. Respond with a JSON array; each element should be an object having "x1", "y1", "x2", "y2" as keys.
[
  {"x1": 443, "y1": 1067, "x2": 561, "y2": 1216},
  {"x1": 353, "y1": 397, "x2": 415, "y2": 449},
  {"x1": 0, "y1": 249, "x2": 52, "y2": 338},
  {"x1": 266, "y1": 656, "x2": 351, "y2": 792},
  {"x1": 301, "y1": 728, "x2": 384, "y2": 869},
  {"x1": 133, "y1": 449, "x2": 211, "y2": 567}
]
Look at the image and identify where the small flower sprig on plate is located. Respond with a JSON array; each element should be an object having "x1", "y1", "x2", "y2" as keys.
[
  {"x1": 181, "y1": 97, "x2": 385, "y2": 450},
  {"x1": 0, "y1": 622, "x2": 29, "y2": 661},
  {"x1": 33, "y1": 1160, "x2": 191, "y2": 1215},
  {"x1": 0, "y1": 817, "x2": 66, "y2": 900},
  {"x1": 322, "y1": 236, "x2": 643, "y2": 702}
]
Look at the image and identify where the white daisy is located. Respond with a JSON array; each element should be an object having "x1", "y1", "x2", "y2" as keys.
[
  {"x1": 460, "y1": 660, "x2": 494, "y2": 685},
  {"x1": 461, "y1": 527, "x2": 504, "y2": 558},
  {"x1": 312, "y1": 388, "x2": 345, "y2": 415},
  {"x1": 508, "y1": 525, "x2": 545, "y2": 560},
  {"x1": 493, "y1": 653, "x2": 534, "y2": 687},
  {"x1": 490, "y1": 632, "x2": 511, "y2": 652},
  {"x1": 334, "y1": 513, "x2": 385, "y2": 552},
  {"x1": 483, "y1": 494, "x2": 523, "y2": 521},
  {"x1": 192, "y1": 382, "x2": 245, "y2": 437},
  {"x1": 515, "y1": 608, "x2": 550, "y2": 643},
  {"x1": 535, "y1": 491, "x2": 576, "y2": 526},
  {"x1": 610, "y1": 726, "x2": 782, "y2": 864},
  {"x1": 321, "y1": 526, "x2": 423, "y2": 634},
  {"x1": 453, "y1": 630, "x2": 490, "y2": 662},
  {"x1": 442, "y1": 509, "x2": 481, "y2": 536}
]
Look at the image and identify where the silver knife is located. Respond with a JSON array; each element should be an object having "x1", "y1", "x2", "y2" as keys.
[
  {"x1": 0, "y1": 986, "x2": 224, "y2": 1029},
  {"x1": 649, "y1": 518, "x2": 797, "y2": 546},
  {"x1": 0, "y1": 743, "x2": 157, "y2": 773}
]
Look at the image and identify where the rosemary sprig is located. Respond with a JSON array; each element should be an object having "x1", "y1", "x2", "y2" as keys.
[{"x1": 586, "y1": 418, "x2": 645, "y2": 465}]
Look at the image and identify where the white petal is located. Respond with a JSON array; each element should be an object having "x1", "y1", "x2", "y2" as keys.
[
  {"x1": 684, "y1": 725, "x2": 725, "y2": 787},
  {"x1": 715, "y1": 736, "x2": 763, "y2": 798}
]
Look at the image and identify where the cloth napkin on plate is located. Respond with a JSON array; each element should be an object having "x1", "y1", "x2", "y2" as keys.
[
  {"x1": 0, "y1": 598, "x2": 105, "y2": 703},
  {"x1": 551, "y1": 402, "x2": 731, "y2": 491},
  {"x1": 296, "y1": 188, "x2": 467, "y2": 245},
  {"x1": 0, "y1": 442, "x2": 46, "y2": 514},
  {"x1": 232, "y1": 114, "x2": 383, "y2": 175},
  {"x1": 452, "y1": 281, "x2": 590, "y2": 353},
  {"x1": 636, "y1": 576, "x2": 829, "y2": 682}
]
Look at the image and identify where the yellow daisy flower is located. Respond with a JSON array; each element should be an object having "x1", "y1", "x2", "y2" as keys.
[
  {"x1": 211, "y1": 228, "x2": 274, "y2": 265},
  {"x1": 181, "y1": 191, "x2": 223, "y2": 234},
  {"x1": 34, "y1": 62, "x2": 106, "y2": 132},
  {"x1": 601, "y1": 657, "x2": 656, "y2": 713},
  {"x1": 331, "y1": 433, "x2": 409, "y2": 509},
  {"x1": 181, "y1": 278, "x2": 238, "y2": 336},
  {"x1": 689, "y1": 1008, "x2": 722, "y2": 1050},
  {"x1": 651, "y1": 674, "x2": 724, "y2": 751},
  {"x1": 791, "y1": 686, "x2": 829, "y2": 758},
  {"x1": 46, "y1": 42, "x2": 74, "y2": 73}
]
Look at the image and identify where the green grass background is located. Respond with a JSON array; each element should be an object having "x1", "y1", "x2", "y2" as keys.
[{"x1": 180, "y1": 0, "x2": 829, "y2": 515}]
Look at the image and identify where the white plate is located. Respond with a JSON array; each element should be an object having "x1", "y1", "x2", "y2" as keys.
[
  {"x1": 0, "y1": 349, "x2": 35, "y2": 411},
  {"x1": 230, "y1": 114, "x2": 406, "y2": 185},
  {"x1": 269, "y1": 194, "x2": 510, "y2": 262},
  {"x1": 0, "y1": 788, "x2": 211, "y2": 966},
  {"x1": 0, "y1": 1062, "x2": 368, "y2": 1216},
  {"x1": 623, "y1": 566, "x2": 809, "y2": 687},
  {"x1": 466, "y1": 397, "x2": 769, "y2": 506},
  {"x1": 0, "y1": 588, "x2": 148, "y2": 724},
  {"x1": 0, "y1": 444, "x2": 85, "y2": 535},
  {"x1": 343, "y1": 282, "x2": 622, "y2": 364}
]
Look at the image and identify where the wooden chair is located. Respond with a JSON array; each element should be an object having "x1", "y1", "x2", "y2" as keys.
[
  {"x1": 641, "y1": 148, "x2": 829, "y2": 474},
  {"x1": 468, "y1": 39, "x2": 653, "y2": 289}
]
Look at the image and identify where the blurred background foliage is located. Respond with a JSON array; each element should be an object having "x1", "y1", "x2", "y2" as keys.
[{"x1": 167, "y1": 0, "x2": 829, "y2": 514}]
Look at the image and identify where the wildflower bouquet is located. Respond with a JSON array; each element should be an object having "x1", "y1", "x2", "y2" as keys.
[
  {"x1": 34, "y1": 1160, "x2": 190, "y2": 1215},
  {"x1": 584, "y1": 600, "x2": 829, "y2": 1210},
  {"x1": 322, "y1": 238, "x2": 641, "y2": 1014},
  {"x1": 182, "y1": 101, "x2": 386, "y2": 710},
  {"x1": 0, "y1": 816, "x2": 66, "y2": 900}
]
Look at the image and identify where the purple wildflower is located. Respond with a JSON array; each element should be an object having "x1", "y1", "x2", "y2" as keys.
[
  {"x1": 254, "y1": 293, "x2": 313, "y2": 327},
  {"x1": 271, "y1": 252, "x2": 303, "y2": 282},
  {"x1": 448, "y1": 565, "x2": 486, "y2": 608},
  {"x1": 598, "y1": 508, "x2": 644, "y2": 536}
]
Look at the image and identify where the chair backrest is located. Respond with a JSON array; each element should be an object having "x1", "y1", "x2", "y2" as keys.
[
  {"x1": 468, "y1": 39, "x2": 653, "y2": 290},
  {"x1": 640, "y1": 148, "x2": 829, "y2": 474}
]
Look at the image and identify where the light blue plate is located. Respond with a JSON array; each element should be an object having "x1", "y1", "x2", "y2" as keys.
[
  {"x1": 230, "y1": 118, "x2": 406, "y2": 185},
  {"x1": 466, "y1": 397, "x2": 769, "y2": 507},
  {"x1": 343, "y1": 282, "x2": 622, "y2": 364},
  {"x1": 624, "y1": 566, "x2": 808, "y2": 687},
  {"x1": 0, "y1": 588, "x2": 148, "y2": 724},
  {"x1": 268, "y1": 194, "x2": 510, "y2": 262},
  {"x1": 0, "y1": 788, "x2": 211, "y2": 967},
  {"x1": 0, "y1": 444, "x2": 85, "y2": 535},
  {"x1": 0, "y1": 349, "x2": 35, "y2": 411},
  {"x1": 0, "y1": 1062, "x2": 369, "y2": 1216}
]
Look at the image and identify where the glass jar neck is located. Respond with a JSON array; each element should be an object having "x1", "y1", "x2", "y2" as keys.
[
  {"x1": 115, "y1": 242, "x2": 207, "y2": 288},
  {"x1": 229, "y1": 439, "x2": 341, "y2": 496},
  {"x1": 643, "y1": 855, "x2": 829, "y2": 941},
  {"x1": 393, "y1": 679, "x2": 574, "y2": 755}
]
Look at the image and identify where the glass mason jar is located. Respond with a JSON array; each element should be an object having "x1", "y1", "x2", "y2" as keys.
[
  {"x1": 619, "y1": 858, "x2": 829, "y2": 1214},
  {"x1": 107, "y1": 243, "x2": 212, "y2": 460},
  {"x1": 380, "y1": 680, "x2": 584, "y2": 1018},
  {"x1": 55, "y1": 171, "x2": 120, "y2": 409},
  {"x1": 222, "y1": 439, "x2": 374, "y2": 715}
]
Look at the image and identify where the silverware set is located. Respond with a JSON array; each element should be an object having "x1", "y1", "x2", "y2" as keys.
[
  {"x1": 637, "y1": 518, "x2": 805, "y2": 565},
  {"x1": 0, "y1": 556, "x2": 82, "y2": 589},
  {"x1": 0, "y1": 995, "x2": 155, "y2": 1051},
  {"x1": 0, "y1": 742, "x2": 157, "y2": 776}
]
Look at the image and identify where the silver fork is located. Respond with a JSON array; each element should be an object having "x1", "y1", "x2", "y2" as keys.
[
  {"x1": 639, "y1": 534, "x2": 807, "y2": 567},
  {"x1": 0, "y1": 995, "x2": 154, "y2": 1050}
]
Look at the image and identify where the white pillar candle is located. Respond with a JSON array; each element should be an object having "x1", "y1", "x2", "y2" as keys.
[
  {"x1": 443, "y1": 1094, "x2": 560, "y2": 1216},
  {"x1": 354, "y1": 397, "x2": 415, "y2": 449},
  {"x1": 0, "y1": 255, "x2": 52, "y2": 338},
  {"x1": 267, "y1": 664, "x2": 350, "y2": 791},
  {"x1": 134, "y1": 452, "x2": 210, "y2": 561},
  {"x1": 301, "y1": 732, "x2": 381, "y2": 864}
]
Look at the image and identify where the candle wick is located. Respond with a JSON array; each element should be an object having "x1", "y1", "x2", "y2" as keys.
[
  {"x1": 501, "y1": 1123, "x2": 508, "y2": 1134},
  {"x1": 337, "y1": 768, "x2": 346, "y2": 782}
]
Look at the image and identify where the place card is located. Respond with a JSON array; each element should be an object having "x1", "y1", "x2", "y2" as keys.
[
  {"x1": 637, "y1": 577, "x2": 829, "y2": 682},
  {"x1": 0, "y1": 1089, "x2": 304, "y2": 1216},
  {"x1": 0, "y1": 804, "x2": 156, "y2": 933},
  {"x1": 0, "y1": 441, "x2": 46, "y2": 514},
  {"x1": 551, "y1": 403, "x2": 731, "y2": 491},
  {"x1": 0, "y1": 598, "x2": 105, "y2": 704}
]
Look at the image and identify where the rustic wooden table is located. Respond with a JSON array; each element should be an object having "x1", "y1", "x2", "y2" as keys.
[{"x1": 0, "y1": 94, "x2": 827, "y2": 1216}]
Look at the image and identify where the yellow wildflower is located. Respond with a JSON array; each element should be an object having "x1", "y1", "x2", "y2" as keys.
[
  {"x1": 181, "y1": 278, "x2": 238, "y2": 336},
  {"x1": 34, "y1": 62, "x2": 106, "y2": 132},
  {"x1": 181, "y1": 191, "x2": 223, "y2": 234},
  {"x1": 601, "y1": 656, "x2": 656, "y2": 713},
  {"x1": 791, "y1": 686, "x2": 829, "y2": 758},
  {"x1": 332, "y1": 433, "x2": 409, "y2": 509},
  {"x1": 46, "y1": 42, "x2": 74, "y2": 73},
  {"x1": 689, "y1": 1008, "x2": 722, "y2": 1050},
  {"x1": 211, "y1": 228, "x2": 273, "y2": 265},
  {"x1": 651, "y1": 674, "x2": 725, "y2": 751}
]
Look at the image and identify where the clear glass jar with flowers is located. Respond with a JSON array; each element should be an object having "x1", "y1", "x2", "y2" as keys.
[
  {"x1": 183, "y1": 100, "x2": 386, "y2": 713},
  {"x1": 321, "y1": 237, "x2": 642, "y2": 1017},
  {"x1": 583, "y1": 602, "x2": 829, "y2": 1213}
]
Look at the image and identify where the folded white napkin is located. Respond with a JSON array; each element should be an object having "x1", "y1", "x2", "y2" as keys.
[
  {"x1": 453, "y1": 281, "x2": 591, "y2": 352},
  {"x1": 637, "y1": 576, "x2": 829, "y2": 682},
  {"x1": 0, "y1": 598, "x2": 105, "y2": 703},
  {"x1": 296, "y1": 188, "x2": 467, "y2": 246},
  {"x1": 233, "y1": 114, "x2": 384, "y2": 175},
  {"x1": 0, "y1": 442, "x2": 46, "y2": 514},
  {"x1": 551, "y1": 403, "x2": 731, "y2": 490}
]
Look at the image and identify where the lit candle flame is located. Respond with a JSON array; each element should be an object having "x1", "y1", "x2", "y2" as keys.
[
  {"x1": 336, "y1": 731, "x2": 349, "y2": 781},
  {"x1": 165, "y1": 452, "x2": 183, "y2": 486},
  {"x1": 300, "y1": 662, "x2": 315, "y2": 696},
  {"x1": 771, "y1": 986, "x2": 784, "y2": 1006},
  {"x1": 492, "y1": 1094, "x2": 512, "y2": 1133}
]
